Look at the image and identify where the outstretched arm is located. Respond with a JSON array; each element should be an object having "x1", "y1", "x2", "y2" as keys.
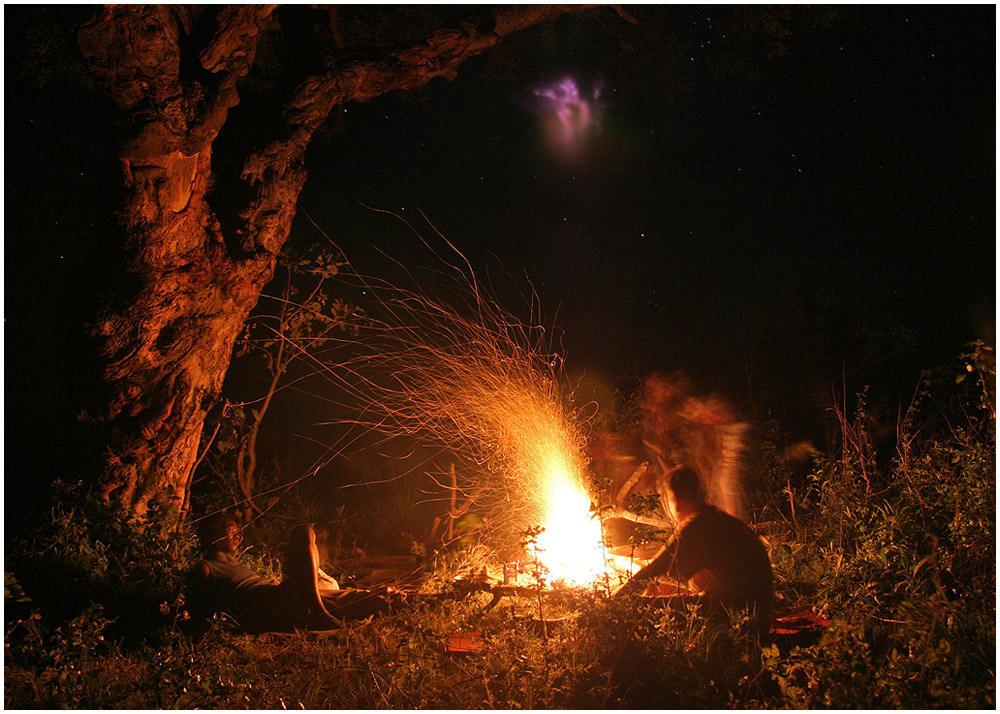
[{"x1": 613, "y1": 543, "x2": 678, "y2": 596}]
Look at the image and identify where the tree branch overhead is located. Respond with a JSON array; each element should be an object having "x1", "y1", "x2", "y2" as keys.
[{"x1": 69, "y1": 4, "x2": 589, "y2": 513}]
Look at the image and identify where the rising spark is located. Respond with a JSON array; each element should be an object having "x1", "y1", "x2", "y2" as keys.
[{"x1": 317, "y1": 209, "x2": 612, "y2": 585}]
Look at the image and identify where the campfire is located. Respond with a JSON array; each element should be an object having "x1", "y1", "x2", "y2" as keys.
[
  {"x1": 326, "y1": 228, "x2": 676, "y2": 590},
  {"x1": 535, "y1": 476, "x2": 607, "y2": 586}
]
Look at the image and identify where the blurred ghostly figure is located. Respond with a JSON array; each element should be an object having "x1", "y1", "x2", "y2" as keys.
[
  {"x1": 638, "y1": 372, "x2": 749, "y2": 521},
  {"x1": 529, "y1": 76, "x2": 605, "y2": 158},
  {"x1": 590, "y1": 371, "x2": 751, "y2": 553}
]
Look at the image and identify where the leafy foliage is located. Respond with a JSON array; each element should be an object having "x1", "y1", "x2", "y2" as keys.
[
  {"x1": 6, "y1": 480, "x2": 198, "y2": 637},
  {"x1": 5, "y1": 592, "x2": 772, "y2": 709},
  {"x1": 5, "y1": 346, "x2": 995, "y2": 708},
  {"x1": 192, "y1": 243, "x2": 360, "y2": 522},
  {"x1": 756, "y1": 342, "x2": 996, "y2": 708}
]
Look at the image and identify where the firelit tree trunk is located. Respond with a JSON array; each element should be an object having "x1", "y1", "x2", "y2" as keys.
[
  {"x1": 73, "y1": 4, "x2": 580, "y2": 515},
  {"x1": 74, "y1": 5, "x2": 280, "y2": 513}
]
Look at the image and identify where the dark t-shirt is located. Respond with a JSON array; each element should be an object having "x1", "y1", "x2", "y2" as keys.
[{"x1": 660, "y1": 505, "x2": 774, "y2": 617}]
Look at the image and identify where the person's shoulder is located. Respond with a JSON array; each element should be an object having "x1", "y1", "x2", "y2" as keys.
[
  {"x1": 193, "y1": 552, "x2": 231, "y2": 575},
  {"x1": 692, "y1": 506, "x2": 757, "y2": 537},
  {"x1": 701, "y1": 504, "x2": 743, "y2": 523},
  {"x1": 681, "y1": 506, "x2": 721, "y2": 536},
  {"x1": 186, "y1": 558, "x2": 213, "y2": 584},
  {"x1": 692, "y1": 504, "x2": 730, "y2": 525}
]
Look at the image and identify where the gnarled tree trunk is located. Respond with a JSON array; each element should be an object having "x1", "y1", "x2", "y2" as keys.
[{"x1": 73, "y1": 4, "x2": 580, "y2": 514}]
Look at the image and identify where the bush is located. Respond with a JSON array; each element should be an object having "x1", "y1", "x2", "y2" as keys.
[
  {"x1": 6, "y1": 480, "x2": 199, "y2": 633},
  {"x1": 760, "y1": 343, "x2": 995, "y2": 708},
  {"x1": 5, "y1": 345, "x2": 995, "y2": 708},
  {"x1": 5, "y1": 590, "x2": 772, "y2": 708}
]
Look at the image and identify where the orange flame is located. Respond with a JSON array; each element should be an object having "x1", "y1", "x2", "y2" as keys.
[
  {"x1": 535, "y1": 476, "x2": 608, "y2": 586},
  {"x1": 324, "y1": 213, "x2": 625, "y2": 584}
]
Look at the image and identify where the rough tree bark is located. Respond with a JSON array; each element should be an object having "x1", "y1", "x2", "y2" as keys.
[{"x1": 73, "y1": 5, "x2": 583, "y2": 515}]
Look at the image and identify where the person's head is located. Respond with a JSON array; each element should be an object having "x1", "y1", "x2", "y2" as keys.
[
  {"x1": 198, "y1": 512, "x2": 242, "y2": 555},
  {"x1": 664, "y1": 466, "x2": 705, "y2": 522}
]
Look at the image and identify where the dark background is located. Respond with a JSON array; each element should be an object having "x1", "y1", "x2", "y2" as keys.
[
  {"x1": 293, "y1": 6, "x2": 994, "y2": 434},
  {"x1": 5, "y1": 6, "x2": 995, "y2": 518}
]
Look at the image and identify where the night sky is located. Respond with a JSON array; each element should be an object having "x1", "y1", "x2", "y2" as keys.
[
  {"x1": 5, "y1": 6, "x2": 996, "y2": 511},
  {"x1": 291, "y1": 6, "x2": 994, "y2": 439}
]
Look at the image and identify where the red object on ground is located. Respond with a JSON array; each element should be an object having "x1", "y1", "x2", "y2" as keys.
[
  {"x1": 769, "y1": 608, "x2": 831, "y2": 636},
  {"x1": 445, "y1": 632, "x2": 486, "y2": 654},
  {"x1": 768, "y1": 608, "x2": 831, "y2": 649}
]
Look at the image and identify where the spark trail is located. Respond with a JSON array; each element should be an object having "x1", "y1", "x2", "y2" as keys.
[{"x1": 315, "y1": 210, "x2": 610, "y2": 584}]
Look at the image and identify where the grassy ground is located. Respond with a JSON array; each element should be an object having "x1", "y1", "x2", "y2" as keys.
[
  {"x1": 1, "y1": 591, "x2": 806, "y2": 708},
  {"x1": 5, "y1": 567, "x2": 993, "y2": 709},
  {"x1": 5, "y1": 346, "x2": 995, "y2": 708}
]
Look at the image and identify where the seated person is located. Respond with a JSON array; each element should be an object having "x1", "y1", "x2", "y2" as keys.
[
  {"x1": 615, "y1": 466, "x2": 774, "y2": 638},
  {"x1": 187, "y1": 512, "x2": 394, "y2": 632}
]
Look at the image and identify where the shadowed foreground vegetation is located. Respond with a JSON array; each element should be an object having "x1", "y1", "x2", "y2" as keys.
[{"x1": 5, "y1": 344, "x2": 995, "y2": 708}]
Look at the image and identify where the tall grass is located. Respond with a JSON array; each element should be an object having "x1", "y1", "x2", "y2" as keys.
[{"x1": 5, "y1": 345, "x2": 995, "y2": 708}]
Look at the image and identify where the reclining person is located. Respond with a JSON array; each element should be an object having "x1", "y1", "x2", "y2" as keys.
[
  {"x1": 187, "y1": 512, "x2": 394, "y2": 632},
  {"x1": 615, "y1": 466, "x2": 774, "y2": 638}
]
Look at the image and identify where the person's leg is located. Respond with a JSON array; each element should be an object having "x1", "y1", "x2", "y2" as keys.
[
  {"x1": 240, "y1": 583, "x2": 287, "y2": 632},
  {"x1": 321, "y1": 588, "x2": 395, "y2": 620},
  {"x1": 279, "y1": 525, "x2": 338, "y2": 628}
]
